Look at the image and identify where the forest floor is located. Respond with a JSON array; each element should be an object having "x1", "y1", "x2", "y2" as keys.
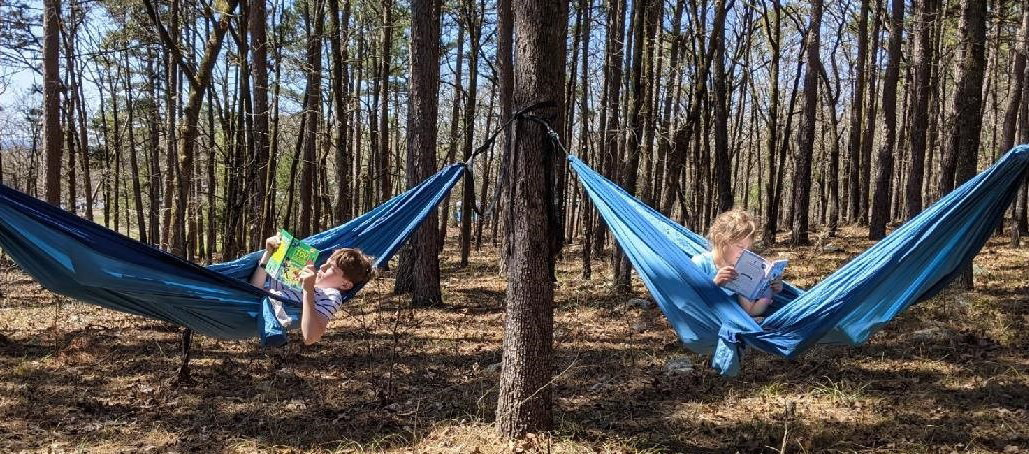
[{"x1": 0, "y1": 225, "x2": 1026, "y2": 453}]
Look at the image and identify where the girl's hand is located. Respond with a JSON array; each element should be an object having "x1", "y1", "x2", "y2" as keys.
[
  {"x1": 714, "y1": 265, "x2": 737, "y2": 286},
  {"x1": 264, "y1": 233, "x2": 282, "y2": 253},
  {"x1": 770, "y1": 278, "x2": 783, "y2": 294},
  {"x1": 299, "y1": 263, "x2": 316, "y2": 290}
]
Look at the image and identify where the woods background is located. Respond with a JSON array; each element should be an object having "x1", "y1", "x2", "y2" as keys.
[{"x1": 1, "y1": 0, "x2": 1028, "y2": 271}]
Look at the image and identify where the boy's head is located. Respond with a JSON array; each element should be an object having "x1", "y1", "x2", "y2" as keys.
[
  {"x1": 314, "y1": 248, "x2": 375, "y2": 291},
  {"x1": 707, "y1": 209, "x2": 757, "y2": 264}
]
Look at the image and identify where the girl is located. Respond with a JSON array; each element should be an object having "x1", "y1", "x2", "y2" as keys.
[{"x1": 690, "y1": 209, "x2": 782, "y2": 322}]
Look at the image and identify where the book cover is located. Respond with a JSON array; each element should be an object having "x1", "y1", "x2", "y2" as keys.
[
  {"x1": 264, "y1": 229, "x2": 320, "y2": 291},
  {"x1": 723, "y1": 249, "x2": 788, "y2": 300}
]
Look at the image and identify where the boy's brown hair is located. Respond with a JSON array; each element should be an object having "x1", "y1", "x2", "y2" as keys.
[{"x1": 327, "y1": 248, "x2": 374, "y2": 287}]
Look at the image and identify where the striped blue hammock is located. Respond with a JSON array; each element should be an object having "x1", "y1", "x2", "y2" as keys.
[{"x1": 0, "y1": 164, "x2": 466, "y2": 346}]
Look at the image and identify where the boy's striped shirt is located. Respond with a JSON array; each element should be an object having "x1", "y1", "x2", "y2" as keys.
[{"x1": 265, "y1": 277, "x2": 343, "y2": 321}]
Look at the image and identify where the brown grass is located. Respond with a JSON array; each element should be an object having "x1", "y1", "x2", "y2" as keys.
[{"x1": 0, "y1": 225, "x2": 1027, "y2": 453}]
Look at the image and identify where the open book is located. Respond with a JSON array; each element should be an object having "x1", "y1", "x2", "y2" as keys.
[
  {"x1": 264, "y1": 229, "x2": 319, "y2": 291},
  {"x1": 723, "y1": 249, "x2": 787, "y2": 300}
]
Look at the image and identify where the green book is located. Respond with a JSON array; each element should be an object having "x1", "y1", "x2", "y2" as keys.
[{"x1": 264, "y1": 229, "x2": 320, "y2": 291}]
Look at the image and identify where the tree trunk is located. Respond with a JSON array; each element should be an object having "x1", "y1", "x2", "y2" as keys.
[
  {"x1": 906, "y1": 0, "x2": 940, "y2": 220},
  {"x1": 791, "y1": 0, "x2": 822, "y2": 245},
  {"x1": 1014, "y1": 62, "x2": 1029, "y2": 246},
  {"x1": 868, "y1": 0, "x2": 905, "y2": 240},
  {"x1": 378, "y1": 0, "x2": 395, "y2": 204},
  {"x1": 404, "y1": 0, "x2": 444, "y2": 306},
  {"x1": 43, "y1": 0, "x2": 62, "y2": 206},
  {"x1": 580, "y1": 0, "x2": 595, "y2": 279},
  {"x1": 711, "y1": 0, "x2": 732, "y2": 213},
  {"x1": 846, "y1": 0, "x2": 870, "y2": 223},
  {"x1": 123, "y1": 49, "x2": 148, "y2": 243},
  {"x1": 329, "y1": 0, "x2": 353, "y2": 223},
  {"x1": 439, "y1": 22, "x2": 464, "y2": 246},
  {"x1": 460, "y1": 0, "x2": 483, "y2": 268},
  {"x1": 615, "y1": 0, "x2": 658, "y2": 292},
  {"x1": 298, "y1": 0, "x2": 324, "y2": 238},
  {"x1": 859, "y1": 3, "x2": 883, "y2": 224},
  {"x1": 251, "y1": 0, "x2": 272, "y2": 239},
  {"x1": 760, "y1": 0, "x2": 782, "y2": 244},
  {"x1": 495, "y1": 0, "x2": 513, "y2": 257},
  {"x1": 495, "y1": 0, "x2": 567, "y2": 438},
  {"x1": 940, "y1": 0, "x2": 988, "y2": 287},
  {"x1": 160, "y1": 0, "x2": 180, "y2": 250},
  {"x1": 63, "y1": 12, "x2": 77, "y2": 214}
]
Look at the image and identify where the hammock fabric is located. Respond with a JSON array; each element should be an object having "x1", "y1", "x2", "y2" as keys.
[
  {"x1": 0, "y1": 164, "x2": 466, "y2": 345},
  {"x1": 570, "y1": 145, "x2": 1029, "y2": 376}
]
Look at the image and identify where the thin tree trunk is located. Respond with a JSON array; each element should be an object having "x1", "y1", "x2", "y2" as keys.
[
  {"x1": 439, "y1": 22, "x2": 464, "y2": 245},
  {"x1": 791, "y1": 0, "x2": 822, "y2": 245},
  {"x1": 859, "y1": 1, "x2": 883, "y2": 224},
  {"x1": 906, "y1": 0, "x2": 940, "y2": 220},
  {"x1": 43, "y1": 0, "x2": 62, "y2": 206},
  {"x1": 761, "y1": 0, "x2": 782, "y2": 244},
  {"x1": 711, "y1": 0, "x2": 732, "y2": 213},
  {"x1": 123, "y1": 50, "x2": 148, "y2": 243},
  {"x1": 869, "y1": 0, "x2": 905, "y2": 240},
  {"x1": 460, "y1": 0, "x2": 483, "y2": 268},
  {"x1": 940, "y1": 0, "x2": 989, "y2": 287}
]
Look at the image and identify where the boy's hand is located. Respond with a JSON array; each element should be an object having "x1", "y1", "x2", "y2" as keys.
[
  {"x1": 770, "y1": 278, "x2": 783, "y2": 293},
  {"x1": 714, "y1": 265, "x2": 737, "y2": 286},
  {"x1": 264, "y1": 233, "x2": 282, "y2": 253},
  {"x1": 299, "y1": 263, "x2": 316, "y2": 291}
]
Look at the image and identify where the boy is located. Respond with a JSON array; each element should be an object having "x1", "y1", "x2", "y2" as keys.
[{"x1": 249, "y1": 233, "x2": 374, "y2": 344}]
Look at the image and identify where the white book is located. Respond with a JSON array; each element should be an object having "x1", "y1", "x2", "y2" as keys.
[{"x1": 722, "y1": 249, "x2": 788, "y2": 300}]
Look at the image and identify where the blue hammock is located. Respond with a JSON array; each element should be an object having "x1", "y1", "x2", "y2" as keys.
[
  {"x1": 0, "y1": 164, "x2": 466, "y2": 345},
  {"x1": 570, "y1": 145, "x2": 1029, "y2": 376}
]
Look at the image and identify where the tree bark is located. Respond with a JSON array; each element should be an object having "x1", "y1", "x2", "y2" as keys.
[
  {"x1": 403, "y1": 0, "x2": 444, "y2": 306},
  {"x1": 459, "y1": 0, "x2": 483, "y2": 268},
  {"x1": 868, "y1": 0, "x2": 905, "y2": 240},
  {"x1": 711, "y1": 0, "x2": 732, "y2": 213},
  {"x1": 846, "y1": 0, "x2": 870, "y2": 223},
  {"x1": 378, "y1": 0, "x2": 395, "y2": 204},
  {"x1": 42, "y1": 0, "x2": 62, "y2": 206},
  {"x1": 791, "y1": 0, "x2": 822, "y2": 245},
  {"x1": 761, "y1": 0, "x2": 782, "y2": 244},
  {"x1": 251, "y1": 0, "x2": 272, "y2": 239},
  {"x1": 905, "y1": 0, "x2": 940, "y2": 220},
  {"x1": 940, "y1": 0, "x2": 988, "y2": 287},
  {"x1": 298, "y1": 0, "x2": 325, "y2": 238},
  {"x1": 329, "y1": 0, "x2": 353, "y2": 223},
  {"x1": 439, "y1": 21, "x2": 464, "y2": 246},
  {"x1": 495, "y1": 0, "x2": 567, "y2": 438}
]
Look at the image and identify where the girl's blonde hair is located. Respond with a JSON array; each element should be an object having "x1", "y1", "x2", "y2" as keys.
[{"x1": 707, "y1": 209, "x2": 757, "y2": 249}]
